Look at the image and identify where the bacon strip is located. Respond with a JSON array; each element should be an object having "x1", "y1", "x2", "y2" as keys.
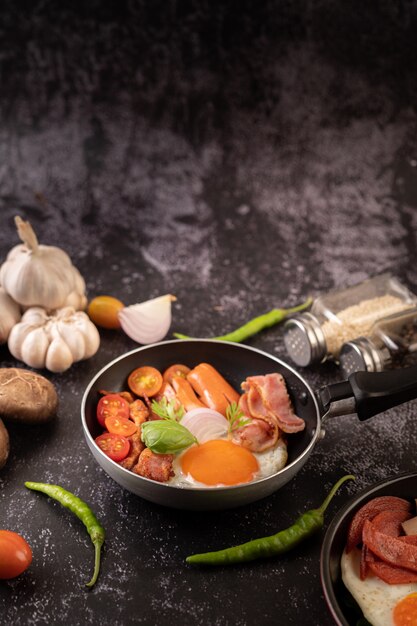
[
  {"x1": 232, "y1": 418, "x2": 279, "y2": 452},
  {"x1": 239, "y1": 390, "x2": 278, "y2": 435},
  {"x1": 241, "y1": 373, "x2": 305, "y2": 434}
]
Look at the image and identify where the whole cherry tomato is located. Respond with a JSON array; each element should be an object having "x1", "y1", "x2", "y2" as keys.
[
  {"x1": 88, "y1": 296, "x2": 125, "y2": 329},
  {"x1": 0, "y1": 530, "x2": 32, "y2": 579}
]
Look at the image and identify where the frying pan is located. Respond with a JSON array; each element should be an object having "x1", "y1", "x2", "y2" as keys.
[
  {"x1": 81, "y1": 339, "x2": 417, "y2": 511},
  {"x1": 320, "y1": 472, "x2": 417, "y2": 626}
]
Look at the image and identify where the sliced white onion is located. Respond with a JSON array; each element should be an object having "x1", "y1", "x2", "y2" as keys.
[
  {"x1": 118, "y1": 294, "x2": 175, "y2": 344},
  {"x1": 181, "y1": 408, "x2": 229, "y2": 443}
]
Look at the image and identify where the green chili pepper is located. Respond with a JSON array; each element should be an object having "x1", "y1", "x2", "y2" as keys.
[
  {"x1": 186, "y1": 474, "x2": 355, "y2": 566},
  {"x1": 25, "y1": 481, "x2": 105, "y2": 588},
  {"x1": 173, "y1": 297, "x2": 312, "y2": 343}
]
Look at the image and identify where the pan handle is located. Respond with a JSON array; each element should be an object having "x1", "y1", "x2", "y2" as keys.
[{"x1": 319, "y1": 364, "x2": 417, "y2": 421}]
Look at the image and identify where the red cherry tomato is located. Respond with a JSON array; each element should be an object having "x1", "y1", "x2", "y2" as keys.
[
  {"x1": 128, "y1": 366, "x2": 163, "y2": 397},
  {"x1": 95, "y1": 432, "x2": 130, "y2": 462},
  {"x1": 0, "y1": 530, "x2": 32, "y2": 579},
  {"x1": 105, "y1": 415, "x2": 137, "y2": 437},
  {"x1": 162, "y1": 364, "x2": 191, "y2": 384},
  {"x1": 96, "y1": 394, "x2": 130, "y2": 428}
]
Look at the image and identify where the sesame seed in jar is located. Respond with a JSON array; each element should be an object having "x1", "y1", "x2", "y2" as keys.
[{"x1": 321, "y1": 295, "x2": 411, "y2": 359}]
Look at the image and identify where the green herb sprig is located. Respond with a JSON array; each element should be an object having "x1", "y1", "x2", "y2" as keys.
[
  {"x1": 151, "y1": 397, "x2": 184, "y2": 422},
  {"x1": 226, "y1": 402, "x2": 251, "y2": 433}
]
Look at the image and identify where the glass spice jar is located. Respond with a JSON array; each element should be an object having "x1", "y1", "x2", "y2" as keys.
[
  {"x1": 339, "y1": 306, "x2": 417, "y2": 377},
  {"x1": 283, "y1": 273, "x2": 417, "y2": 367}
]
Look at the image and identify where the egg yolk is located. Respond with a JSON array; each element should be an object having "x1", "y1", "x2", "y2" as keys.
[
  {"x1": 393, "y1": 592, "x2": 417, "y2": 626},
  {"x1": 180, "y1": 439, "x2": 259, "y2": 486}
]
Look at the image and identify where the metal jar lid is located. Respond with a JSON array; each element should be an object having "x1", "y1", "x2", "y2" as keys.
[
  {"x1": 339, "y1": 337, "x2": 385, "y2": 377},
  {"x1": 283, "y1": 312, "x2": 327, "y2": 366}
]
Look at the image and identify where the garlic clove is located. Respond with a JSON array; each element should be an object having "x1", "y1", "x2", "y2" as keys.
[
  {"x1": 46, "y1": 336, "x2": 74, "y2": 373},
  {"x1": 55, "y1": 306, "x2": 77, "y2": 319},
  {"x1": 8, "y1": 322, "x2": 37, "y2": 360},
  {"x1": 70, "y1": 312, "x2": 100, "y2": 358},
  {"x1": 53, "y1": 322, "x2": 86, "y2": 361},
  {"x1": 82, "y1": 323, "x2": 100, "y2": 358},
  {"x1": 19, "y1": 307, "x2": 49, "y2": 326},
  {"x1": 118, "y1": 294, "x2": 176, "y2": 345},
  {"x1": 20, "y1": 327, "x2": 49, "y2": 369}
]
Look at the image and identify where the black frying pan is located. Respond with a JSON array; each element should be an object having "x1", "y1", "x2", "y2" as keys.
[
  {"x1": 320, "y1": 472, "x2": 417, "y2": 625},
  {"x1": 81, "y1": 340, "x2": 417, "y2": 510}
]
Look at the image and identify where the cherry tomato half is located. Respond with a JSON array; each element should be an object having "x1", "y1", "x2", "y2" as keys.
[
  {"x1": 95, "y1": 432, "x2": 130, "y2": 462},
  {"x1": 96, "y1": 394, "x2": 130, "y2": 428},
  {"x1": 88, "y1": 295, "x2": 125, "y2": 329},
  {"x1": 162, "y1": 364, "x2": 191, "y2": 384},
  {"x1": 105, "y1": 415, "x2": 137, "y2": 437},
  {"x1": 128, "y1": 366, "x2": 163, "y2": 398},
  {"x1": 0, "y1": 530, "x2": 32, "y2": 579}
]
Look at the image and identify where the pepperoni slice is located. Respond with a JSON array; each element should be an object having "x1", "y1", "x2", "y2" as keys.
[
  {"x1": 400, "y1": 536, "x2": 417, "y2": 546},
  {"x1": 362, "y1": 520, "x2": 417, "y2": 573},
  {"x1": 369, "y1": 508, "x2": 412, "y2": 536},
  {"x1": 367, "y1": 559, "x2": 417, "y2": 584},
  {"x1": 346, "y1": 496, "x2": 411, "y2": 552},
  {"x1": 359, "y1": 509, "x2": 413, "y2": 581},
  {"x1": 360, "y1": 543, "x2": 372, "y2": 580}
]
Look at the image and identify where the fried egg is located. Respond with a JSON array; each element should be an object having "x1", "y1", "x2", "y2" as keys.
[
  {"x1": 170, "y1": 436, "x2": 288, "y2": 488},
  {"x1": 342, "y1": 548, "x2": 417, "y2": 626}
]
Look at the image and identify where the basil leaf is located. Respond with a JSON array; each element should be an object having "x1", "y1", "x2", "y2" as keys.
[{"x1": 141, "y1": 420, "x2": 197, "y2": 454}]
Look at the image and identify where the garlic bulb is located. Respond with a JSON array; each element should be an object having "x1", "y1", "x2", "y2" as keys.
[
  {"x1": 8, "y1": 306, "x2": 100, "y2": 373},
  {"x1": 118, "y1": 294, "x2": 175, "y2": 344},
  {"x1": 0, "y1": 216, "x2": 87, "y2": 310},
  {"x1": 0, "y1": 287, "x2": 21, "y2": 344}
]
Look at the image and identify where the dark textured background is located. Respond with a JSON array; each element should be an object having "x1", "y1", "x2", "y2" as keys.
[{"x1": 1, "y1": 2, "x2": 417, "y2": 624}]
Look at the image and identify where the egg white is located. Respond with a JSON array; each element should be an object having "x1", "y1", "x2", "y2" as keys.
[
  {"x1": 169, "y1": 435, "x2": 288, "y2": 488},
  {"x1": 342, "y1": 547, "x2": 417, "y2": 626}
]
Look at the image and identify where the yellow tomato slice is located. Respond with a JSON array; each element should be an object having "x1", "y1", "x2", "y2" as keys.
[{"x1": 128, "y1": 366, "x2": 163, "y2": 397}]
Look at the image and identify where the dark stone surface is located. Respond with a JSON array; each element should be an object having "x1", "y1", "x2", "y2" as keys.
[{"x1": 1, "y1": 2, "x2": 417, "y2": 624}]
